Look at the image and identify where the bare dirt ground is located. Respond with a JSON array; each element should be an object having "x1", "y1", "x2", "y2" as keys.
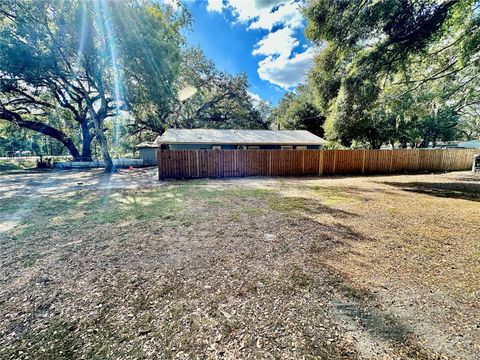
[{"x1": 0, "y1": 168, "x2": 479, "y2": 359}]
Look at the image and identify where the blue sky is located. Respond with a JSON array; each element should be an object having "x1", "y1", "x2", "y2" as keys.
[{"x1": 166, "y1": 0, "x2": 315, "y2": 105}]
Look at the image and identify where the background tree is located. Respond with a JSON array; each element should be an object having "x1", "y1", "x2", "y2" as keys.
[
  {"x1": 133, "y1": 48, "x2": 271, "y2": 135},
  {"x1": 458, "y1": 113, "x2": 480, "y2": 140},
  {"x1": 271, "y1": 85, "x2": 325, "y2": 137},
  {"x1": 166, "y1": 48, "x2": 269, "y2": 129}
]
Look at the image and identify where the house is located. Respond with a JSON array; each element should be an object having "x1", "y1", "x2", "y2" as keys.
[
  {"x1": 456, "y1": 140, "x2": 480, "y2": 149},
  {"x1": 136, "y1": 141, "x2": 160, "y2": 166},
  {"x1": 137, "y1": 129, "x2": 327, "y2": 165}
]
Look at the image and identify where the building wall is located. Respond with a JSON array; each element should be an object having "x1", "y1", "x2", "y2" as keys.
[
  {"x1": 138, "y1": 147, "x2": 158, "y2": 166},
  {"x1": 168, "y1": 144, "x2": 321, "y2": 150},
  {"x1": 169, "y1": 144, "x2": 215, "y2": 150}
]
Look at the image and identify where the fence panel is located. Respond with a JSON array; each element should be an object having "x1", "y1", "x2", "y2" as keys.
[
  {"x1": 391, "y1": 149, "x2": 419, "y2": 173},
  {"x1": 365, "y1": 150, "x2": 392, "y2": 174},
  {"x1": 442, "y1": 149, "x2": 476, "y2": 171},
  {"x1": 270, "y1": 150, "x2": 283, "y2": 176},
  {"x1": 418, "y1": 149, "x2": 442, "y2": 172},
  {"x1": 304, "y1": 150, "x2": 320, "y2": 175},
  {"x1": 157, "y1": 149, "x2": 477, "y2": 179},
  {"x1": 335, "y1": 149, "x2": 364, "y2": 174},
  {"x1": 321, "y1": 150, "x2": 336, "y2": 175},
  {"x1": 443, "y1": 150, "x2": 461, "y2": 172}
]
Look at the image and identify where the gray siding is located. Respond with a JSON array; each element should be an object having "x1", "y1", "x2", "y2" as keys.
[
  {"x1": 138, "y1": 148, "x2": 158, "y2": 166},
  {"x1": 168, "y1": 144, "x2": 321, "y2": 150},
  {"x1": 169, "y1": 144, "x2": 213, "y2": 150}
]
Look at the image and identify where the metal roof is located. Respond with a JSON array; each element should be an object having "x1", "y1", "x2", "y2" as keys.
[
  {"x1": 136, "y1": 141, "x2": 158, "y2": 148},
  {"x1": 153, "y1": 129, "x2": 327, "y2": 146}
]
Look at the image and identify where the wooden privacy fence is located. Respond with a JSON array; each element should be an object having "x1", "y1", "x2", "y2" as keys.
[{"x1": 157, "y1": 149, "x2": 478, "y2": 179}]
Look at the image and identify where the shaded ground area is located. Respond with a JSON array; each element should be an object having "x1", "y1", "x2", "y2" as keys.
[
  {"x1": 384, "y1": 180, "x2": 480, "y2": 201},
  {"x1": 0, "y1": 169, "x2": 479, "y2": 359}
]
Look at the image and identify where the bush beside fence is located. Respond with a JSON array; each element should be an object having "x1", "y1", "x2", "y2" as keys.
[{"x1": 157, "y1": 149, "x2": 478, "y2": 179}]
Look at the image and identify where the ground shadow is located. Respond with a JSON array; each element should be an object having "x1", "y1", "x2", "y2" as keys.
[
  {"x1": 382, "y1": 181, "x2": 480, "y2": 201},
  {"x1": 318, "y1": 260, "x2": 441, "y2": 358},
  {"x1": 279, "y1": 194, "x2": 446, "y2": 358}
]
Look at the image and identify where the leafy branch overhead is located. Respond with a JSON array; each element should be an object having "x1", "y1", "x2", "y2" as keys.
[
  {"x1": 284, "y1": 0, "x2": 480, "y2": 148},
  {"x1": 133, "y1": 47, "x2": 270, "y2": 134}
]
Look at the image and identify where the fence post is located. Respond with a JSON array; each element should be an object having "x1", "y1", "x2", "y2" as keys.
[
  {"x1": 302, "y1": 150, "x2": 305, "y2": 174},
  {"x1": 269, "y1": 151, "x2": 272, "y2": 176},
  {"x1": 415, "y1": 149, "x2": 420, "y2": 172},
  {"x1": 234, "y1": 150, "x2": 237, "y2": 176},
  {"x1": 332, "y1": 150, "x2": 337, "y2": 175},
  {"x1": 318, "y1": 150, "x2": 324, "y2": 176},
  {"x1": 389, "y1": 150, "x2": 394, "y2": 174},
  {"x1": 362, "y1": 149, "x2": 366, "y2": 174},
  {"x1": 440, "y1": 149, "x2": 445, "y2": 171},
  {"x1": 196, "y1": 150, "x2": 200, "y2": 178},
  {"x1": 157, "y1": 149, "x2": 161, "y2": 180}
]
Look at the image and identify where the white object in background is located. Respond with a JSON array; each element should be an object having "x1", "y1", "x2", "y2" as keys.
[{"x1": 178, "y1": 85, "x2": 197, "y2": 102}]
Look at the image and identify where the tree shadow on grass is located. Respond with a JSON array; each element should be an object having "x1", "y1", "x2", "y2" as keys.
[
  {"x1": 382, "y1": 181, "x2": 480, "y2": 202},
  {"x1": 316, "y1": 255, "x2": 442, "y2": 358},
  {"x1": 280, "y1": 195, "x2": 445, "y2": 358}
]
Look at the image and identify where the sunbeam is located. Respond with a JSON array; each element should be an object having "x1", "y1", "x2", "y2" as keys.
[
  {"x1": 97, "y1": 0, "x2": 123, "y2": 148},
  {"x1": 77, "y1": 1, "x2": 87, "y2": 61}
]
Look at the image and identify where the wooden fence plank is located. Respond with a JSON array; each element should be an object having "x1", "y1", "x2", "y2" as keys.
[
  {"x1": 322, "y1": 150, "x2": 335, "y2": 175},
  {"x1": 335, "y1": 149, "x2": 363, "y2": 174}
]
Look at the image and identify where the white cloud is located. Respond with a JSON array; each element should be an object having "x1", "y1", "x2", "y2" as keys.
[
  {"x1": 206, "y1": 0, "x2": 315, "y2": 90},
  {"x1": 252, "y1": 27, "x2": 298, "y2": 58},
  {"x1": 207, "y1": 0, "x2": 291, "y2": 27},
  {"x1": 224, "y1": 0, "x2": 285, "y2": 22},
  {"x1": 163, "y1": 0, "x2": 179, "y2": 10},
  {"x1": 257, "y1": 47, "x2": 315, "y2": 89},
  {"x1": 207, "y1": 0, "x2": 224, "y2": 12},
  {"x1": 247, "y1": 91, "x2": 263, "y2": 104},
  {"x1": 249, "y1": 1, "x2": 303, "y2": 30}
]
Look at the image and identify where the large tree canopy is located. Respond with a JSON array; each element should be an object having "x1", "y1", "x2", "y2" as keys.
[
  {"x1": 270, "y1": 85, "x2": 325, "y2": 138},
  {"x1": 303, "y1": 0, "x2": 480, "y2": 148},
  {"x1": 0, "y1": 0, "x2": 186, "y2": 170},
  {"x1": 1, "y1": 2, "x2": 270, "y2": 164},
  {"x1": 133, "y1": 47, "x2": 271, "y2": 136}
]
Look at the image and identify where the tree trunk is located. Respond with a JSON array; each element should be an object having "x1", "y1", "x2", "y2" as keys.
[
  {"x1": 91, "y1": 116, "x2": 114, "y2": 173},
  {"x1": 420, "y1": 135, "x2": 430, "y2": 148},
  {"x1": 1, "y1": 109, "x2": 81, "y2": 159},
  {"x1": 80, "y1": 121, "x2": 93, "y2": 161}
]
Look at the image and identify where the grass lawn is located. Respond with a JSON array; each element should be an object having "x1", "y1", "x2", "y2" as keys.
[
  {"x1": 0, "y1": 169, "x2": 479, "y2": 359},
  {"x1": 0, "y1": 159, "x2": 36, "y2": 173}
]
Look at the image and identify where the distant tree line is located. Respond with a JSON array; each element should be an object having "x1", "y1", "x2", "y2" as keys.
[{"x1": 271, "y1": 0, "x2": 480, "y2": 149}]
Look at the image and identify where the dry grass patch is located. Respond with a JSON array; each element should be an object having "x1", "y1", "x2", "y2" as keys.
[{"x1": 0, "y1": 170, "x2": 479, "y2": 359}]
